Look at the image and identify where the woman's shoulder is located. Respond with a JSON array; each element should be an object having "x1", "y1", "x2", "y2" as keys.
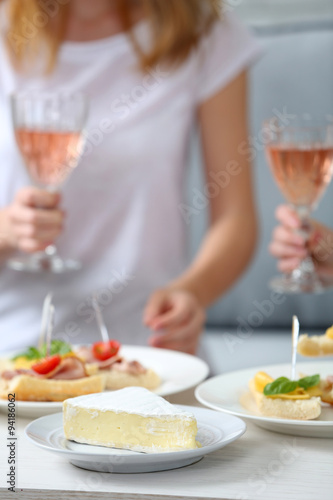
[
  {"x1": 0, "y1": 1, "x2": 11, "y2": 92},
  {"x1": 0, "y1": 0, "x2": 10, "y2": 32},
  {"x1": 198, "y1": 13, "x2": 260, "y2": 62},
  {"x1": 193, "y1": 13, "x2": 261, "y2": 104}
]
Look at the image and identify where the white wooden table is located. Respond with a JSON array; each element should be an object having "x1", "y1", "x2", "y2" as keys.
[{"x1": 0, "y1": 330, "x2": 332, "y2": 500}]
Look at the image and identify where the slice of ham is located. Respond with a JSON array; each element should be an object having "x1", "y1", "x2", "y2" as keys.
[
  {"x1": 75, "y1": 346, "x2": 122, "y2": 370},
  {"x1": 74, "y1": 345, "x2": 148, "y2": 375},
  {"x1": 75, "y1": 346, "x2": 96, "y2": 364},
  {"x1": 1, "y1": 357, "x2": 87, "y2": 381},
  {"x1": 49, "y1": 356, "x2": 87, "y2": 380},
  {"x1": 95, "y1": 355, "x2": 123, "y2": 370},
  {"x1": 111, "y1": 359, "x2": 147, "y2": 376},
  {"x1": 2, "y1": 369, "x2": 43, "y2": 380},
  {"x1": 326, "y1": 375, "x2": 333, "y2": 387}
]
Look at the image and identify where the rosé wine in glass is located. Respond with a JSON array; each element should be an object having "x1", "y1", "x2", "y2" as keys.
[
  {"x1": 9, "y1": 92, "x2": 88, "y2": 273},
  {"x1": 15, "y1": 129, "x2": 83, "y2": 189},
  {"x1": 266, "y1": 145, "x2": 333, "y2": 209},
  {"x1": 265, "y1": 118, "x2": 333, "y2": 294}
]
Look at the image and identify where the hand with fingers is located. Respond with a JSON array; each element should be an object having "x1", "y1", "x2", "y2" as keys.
[
  {"x1": 2, "y1": 187, "x2": 65, "y2": 254},
  {"x1": 269, "y1": 205, "x2": 333, "y2": 277},
  {"x1": 143, "y1": 288, "x2": 206, "y2": 355}
]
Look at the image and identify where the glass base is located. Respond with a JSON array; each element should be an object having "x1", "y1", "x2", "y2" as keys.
[
  {"x1": 269, "y1": 274, "x2": 333, "y2": 294},
  {"x1": 7, "y1": 253, "x2": 81, "y2": 274}
]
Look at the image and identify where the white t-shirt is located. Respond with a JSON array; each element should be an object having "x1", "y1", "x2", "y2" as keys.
[{"x1": 0, "y1": 9, "x2": 260, "y2": 351}]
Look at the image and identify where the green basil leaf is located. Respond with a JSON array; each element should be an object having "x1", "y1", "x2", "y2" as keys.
[
  {"x1": 50, "y1": 340, "x2": 72, "y2": 356},
  {"x1": 298, "y1": 374, "x2": 320, "y2": 390},
  {"x1": 11, "y1": 347, "x2": 41, "y2": 361},
  {"x1": 264, "y1": 377, "x2": 298, "y2": 396},
  {"x1": 40, "y1": 340, "x2": 72, "y2": 357},
  {"x1": 11, "y1": 341, "x2": 72, "y2": 361}
]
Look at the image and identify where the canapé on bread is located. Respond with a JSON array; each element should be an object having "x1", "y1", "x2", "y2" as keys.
[
  {"x1": 320, "y1": 376, "x2": 333, "y2": 405},
  {"x1": 249, "y1": 378, "x2": 321, "y2": 420},
  {"x1": 248, "y1": 371, "x2": 324, "y2": 420},
  {"x1": 0, "y1": 373, "x2": 105, "y2": 402},
  {"x1": 75, "y1": 344, "x2": 161, "y2": 391},
  {"x1": 0, "y1": 343, "x2": 106, "y2": 402},
  {"x1": 297, "y1": 326, "x2": 333, "y2": 357}
]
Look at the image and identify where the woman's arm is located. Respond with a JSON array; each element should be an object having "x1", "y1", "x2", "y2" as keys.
[
  {"x1": 144, "y1": 71, "x2": 258, "y2": 353},
  {"x1": 0, "y1": 208, "x2": 16, "y2": 260},
  {"x1": 0, "y1": 188, "x2": 64, "y2": 264},
  {"x1": 270, "y1": 204, "x2": 333, "y2": 276},
  {"x1": 170, "y1": 70, "x2": 257, "y2": 305}
]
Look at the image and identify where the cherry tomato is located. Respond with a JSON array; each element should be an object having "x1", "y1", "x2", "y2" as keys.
[
  {"x1": 92, "y1": 341, "x2": 121, "y2": 361},
  {"x1": 31, "y1": 355, "x2": 61, "y2": 375}
]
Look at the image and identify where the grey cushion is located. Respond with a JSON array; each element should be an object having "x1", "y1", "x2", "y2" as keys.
[{"x1": 188, "y1": 22, "x2": 333, "y2": 328}]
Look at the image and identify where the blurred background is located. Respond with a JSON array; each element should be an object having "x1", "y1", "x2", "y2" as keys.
[{"x1": 189, "y1": 0, "x2": 333, "y2": 331}]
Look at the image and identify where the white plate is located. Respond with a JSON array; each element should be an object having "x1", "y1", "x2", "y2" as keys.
[
  {"x1": 0, "y1": 345, "x2": 209, "y2": 419},
  {"x1": 195, "y1": 362, "x2": 333, "y2": 438},
  {"x1": 24, "y1": 406, "x2": 246, "y2": 473}
]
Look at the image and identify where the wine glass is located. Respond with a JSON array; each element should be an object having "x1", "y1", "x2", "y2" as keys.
[
  {"x1": 264, "y1": 117, "x2": 333, "y2": 294},
  {"x1": 8, "y1": 91, "x2": 89, "y2": 273}
]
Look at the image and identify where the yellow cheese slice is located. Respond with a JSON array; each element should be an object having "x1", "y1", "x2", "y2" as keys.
[
  {"x1": 253, "y1": 372, "x2": 274, "y2": 393},
  {"x1": 14, "y1": 357, "x2": 34, "y2": 369},
  {"x1": 254, "y1": 371, "x2": 321, "y2": 400},
  {"x1": 325, "y1": 326, "x2": 333, "y2": 339}
]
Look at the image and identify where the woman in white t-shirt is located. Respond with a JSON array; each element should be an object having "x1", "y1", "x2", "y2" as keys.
[{"x1": 0, "y1": 0, "x2": 260, "y2": 353}]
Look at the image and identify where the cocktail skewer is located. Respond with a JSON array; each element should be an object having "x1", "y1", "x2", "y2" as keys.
[
  {"x1": 46, "y1": 305, "x2": 55, "y2": 358},
  {"x1": 38, "y1": 292, "x2": 53, "y2": 349},
  {"x1": 92, "y1": 292, "x2": 109, "y2": 342},
  {"x1": 291, "y1": 315, "x2": 300, "y2": 381}
]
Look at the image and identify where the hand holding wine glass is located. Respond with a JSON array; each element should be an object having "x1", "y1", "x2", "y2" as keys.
[
  {"x1": 270, "y1": 204, "x2": 333, "y2": 278},
  {"x1": 6, "y1": 187, "x2": 64, "y2": 253},
  {"x1": 8, "y1": 92, "x2": 88, "y2": 273},
  {"x1": 265, "y1": 117, "x2": 333, "y2": 293}
]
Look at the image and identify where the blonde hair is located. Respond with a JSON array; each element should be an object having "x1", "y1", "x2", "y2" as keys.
[{"x1": 3, "y1": 0, "x2": 221, "y2": 73}]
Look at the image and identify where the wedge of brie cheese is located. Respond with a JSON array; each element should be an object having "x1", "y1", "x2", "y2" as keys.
[{"x1": 63, "y1": 387, "x2": 198, "y2": 453}]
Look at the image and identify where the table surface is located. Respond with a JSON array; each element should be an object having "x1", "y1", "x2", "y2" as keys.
[{"x1": 1, "y1": 330, "x2": 332, "y2": 500}]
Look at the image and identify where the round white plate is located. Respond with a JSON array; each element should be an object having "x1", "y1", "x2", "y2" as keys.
[
  {"x1": 0, "y1": 345, "x2": 209, "y2": 418},
  {"x1": 195, "y1": 362, "x2": 333, "y2": 438},
  {"x1": 24, "y1": 406, "x2": 246, "y2": 473}
]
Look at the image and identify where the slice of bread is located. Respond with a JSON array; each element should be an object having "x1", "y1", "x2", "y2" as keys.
[
  {"x1": 249, "y1": 379, "x2": 321, "y2": 420},
  {"x1": 0, "y1": 358, "x2": 14, "y2": 374},
  {"x1": 297, "y1": 334, "x2": 333, "y2": 357},
  {"x1": 320, "y1": 379, "x2": 333, "y2": 405},
  {"x1": 0, "y1": 374, "x2": 106, "y2": 402},
  {"x1": 104, "y1": 368, "x2": 161, "y2": 391}
]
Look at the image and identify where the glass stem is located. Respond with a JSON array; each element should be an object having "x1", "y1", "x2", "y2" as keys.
[
  {"x1": 44, "y1": 245, "x2": 58, "y2": 258},
  {"x1": 43, "y1": 186, "x2": 60, "y2": 261},
  {"x1": 291, "y1": 206, "x2": 316, "y2": 280}
]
